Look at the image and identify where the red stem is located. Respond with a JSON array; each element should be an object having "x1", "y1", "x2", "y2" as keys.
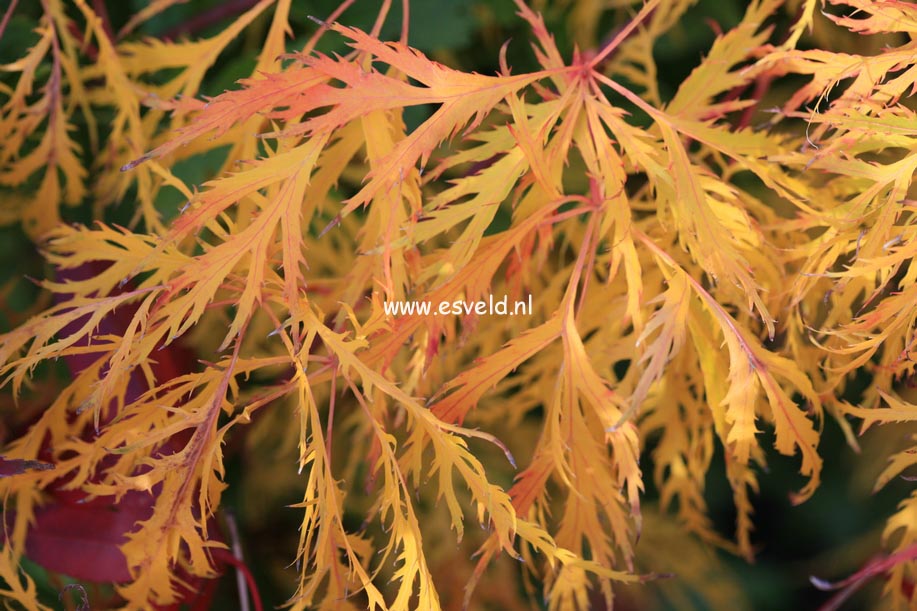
[
  {"x1": 813, "y1": 543, "x2": 917, "y2": 611},
  {"x1": 0, "y1": 0, "x2": 20, "y2": 42},
  {"x1": 211, "y1": 549, "x2": 264, "y2": 611},
  {"x1": 160, "y1": 0, "x2": 260, "y2": 40}
]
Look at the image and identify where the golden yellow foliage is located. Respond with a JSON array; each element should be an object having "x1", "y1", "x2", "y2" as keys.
[{"x1": 1, "y1": 0, "x2": 916, "y2": 608}]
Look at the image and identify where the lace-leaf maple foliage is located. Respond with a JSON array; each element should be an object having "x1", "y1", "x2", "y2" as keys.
[{"x1": 0, "y1": 0, "x2": 916, "y2": 608}]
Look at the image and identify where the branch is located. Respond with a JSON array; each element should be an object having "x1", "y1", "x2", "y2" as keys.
[{"x1": 160, "y1": 0, "x2": 259, "y2": 40}]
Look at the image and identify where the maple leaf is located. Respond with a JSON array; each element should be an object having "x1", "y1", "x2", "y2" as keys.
[{"x1": 3, "y1": 0, "x2": 917, "y2": 608}]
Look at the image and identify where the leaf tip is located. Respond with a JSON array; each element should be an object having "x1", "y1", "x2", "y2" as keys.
[
  {"x1": 319, "y1": 215, "x2": 342, "y2": 237},
  {"x1": 121, "y1": 154, "x2": 151, "y2": 172},
  {"x1": 809, "y1": 575, "x2": 834, "y2": 591}
]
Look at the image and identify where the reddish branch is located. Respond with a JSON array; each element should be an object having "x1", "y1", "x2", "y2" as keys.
[
  {"x1": 812, "y1": 543, "x2": 917, "y2": 611},
  {"x1": 66, "y1": 19, "x2": 98, "y2": 62},
  {"x1": 160, "y1": 0, "x2": 260, "y2": 40},
  {"x1": 210, "y1": 548, "x2": 264, "y2": 611},
  {"x1": 91, "y1": 0, "x2": 114, "y2": 41},
  {"x1": 589, "y1": 0, "x2": 659, "y2": 69},
  {"x1": 0, "y1": 0, "x2": 20, "y2": 42}
]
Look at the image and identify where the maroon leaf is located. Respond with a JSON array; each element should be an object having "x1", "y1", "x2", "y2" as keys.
[{"x1": 25, "y1": 491, "x2": 155, "y2": 583}]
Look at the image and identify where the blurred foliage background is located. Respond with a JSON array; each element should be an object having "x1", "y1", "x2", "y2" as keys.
[{"x1": 1, "y1": 0, "x2": 915, "y2": 609}]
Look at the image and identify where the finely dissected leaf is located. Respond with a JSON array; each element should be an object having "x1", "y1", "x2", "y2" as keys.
[
  {"x1": 628, "y1": 272, "x2": 690, "y2": 419},
  {"x1": 3, "y1": 0, "x2": 917, "y2": 608},
  {"x1": 839, "y1": 392, "x2": 917, "y2": 432},
  {"x1": 826, "y1": 0, "x2": 917, "y2": 35},
  {"x1": 431, "y1": 316, "x2": 563, "y2": 424},
  {"x1": 0, "y1": 0, "x2": 86, "y2": 236}
]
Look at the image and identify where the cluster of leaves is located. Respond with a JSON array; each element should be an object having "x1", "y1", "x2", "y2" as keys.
[{"x1": 0, "y1": 0, "x2": 916, "y2": 608}]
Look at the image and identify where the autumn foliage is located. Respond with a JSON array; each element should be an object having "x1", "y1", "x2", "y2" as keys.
[{"x1": 1, "y1": 0, "x2": 917, "y2": 608}]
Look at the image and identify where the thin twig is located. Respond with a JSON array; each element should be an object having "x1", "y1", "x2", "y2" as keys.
[
  {"x1": 160, "y1": 0, "x2": 260, "y2": 40},
  {"x1": 399, "y1": 0, "x2": 409, "y2": 44},
  {"x1": 226, "y1": 511, "x2": 250, "y2": 611},
  {"x1": 812, "y1": 543, "x2": 917, "y2": 611},
  {"x1": 369, "y1": 0, "x2": 392, "y2": 39},
  {"x1": 303, "y1": 0, "x2": 355, "y2": 55},
  {"x1": 0, "y1": 0, "x2": 20, "y2": 42},
  {"x1": 589, "y1": 0, "x2": 660, "y2": 68}
]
